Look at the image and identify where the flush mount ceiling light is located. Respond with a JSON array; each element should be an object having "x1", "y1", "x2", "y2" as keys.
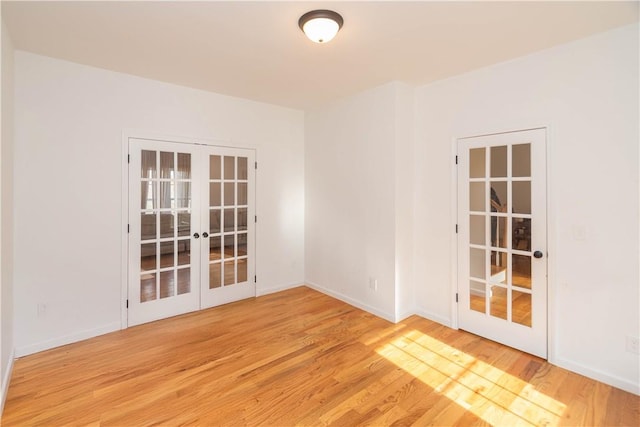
[{"x1": 298, "y1": 10, "x2": 344, "y2": 43}]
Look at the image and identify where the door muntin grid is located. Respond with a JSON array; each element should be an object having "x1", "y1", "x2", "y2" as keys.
[
  {"x1": 139, "y1": 150, "x2": 193, "y2": 303},
  {"x1": 208, "y1": 155, "x2": 249, "y2": 289},
  {"x1": 467, "y1": 143, "x2": 533, "y2": 327}
]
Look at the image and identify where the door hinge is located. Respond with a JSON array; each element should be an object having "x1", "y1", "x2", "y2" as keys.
[
  {"x1": 126, "y1": 299, "x2": 129, "y2": 308},
  {"x1": 128, "y1": 154, "x2": 130, "y2": 164},
  {"x1": 455, "y1": 224, "x2": 458, "y2": 234},
  {"x1": 127, "y1": 224, "x2": 130, "y2": 233},
  {"x1": 255, "y1": 161, "x2": 258, "y2": 170},
  {"x1": 255, "y1": 215, "x2": 257, "y2": 223},
  {"x1": 254, "y1": 275, "x2": 257, "y2": 283},
  {"x1": 455, "y1": 155, "x2": 458, "y2": 165},
  {"x1": 455, "y1": 293, "x2": 459, "y2": 303}
]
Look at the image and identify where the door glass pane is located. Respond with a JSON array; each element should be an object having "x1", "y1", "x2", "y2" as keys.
[
  {"x1": 141, "y1": 150, "x2": 157, "y2": 179},
  {"x1": 140, "y1": 273, "x2": 156, "y2": 302},
  {"x1": 470, "y1": 182, "x2": 485, "y2": 212},
  {"x1": 512, "y1": 144, "x2": 531, "y2": 177},
  {"x1": 160, "y1": 271, "x2": 174, "y2": 299},
  {"x1": 469, "y1": 215, "x2": 485, "y2": 246},
  {"x1": 224, "y1": 156, "x2": 235, "y2": 180},
  {"x1": 470, "y1": 248, "x2": 485, "y2": 279},
  {"x1": 209, "y1": 262, "x2": 222, "y2": 289},
  {"x1": 160, "y1": 152, "x2": 174, "y2": 179},
  {"x1": 490, "y1": 251, "x2": 507, "y2": 284},
  {"x1": 490, "y1": 146, "x2": 507, "y2": 177},
  {"x1": 141, "y1": 181, "x2": 157, "y2": 210},
  {"x1": 177, "y1": 153, "x2": 191, "y2": 179},
  {"x1": 512, "y1": 181, "x2": 531, "y2": 214},
  {"x1": 513, "y1": 218, "x2": 531, "y2": 251},
  {"x1": 238, "y1": 183, "x2": 248, "y2": 205},
  {"x1": 489, "y1": 285, "x2": 507, "y2": 320},
  {"x1": 177, "y1": 212, "x2": 190, "y2": 237},
  {"x1": 513, "y1": 254, "x2": 531, "y2": 289},
  {"x1": 470, "y1": 280, "x2": 486, "y2": 313},
  {"x1": 176, "y1": 183, "x2": 191, "y2": 209},
  {"x1": 141, "y1": 213, "x2": 156, "y2": 240},
  {"x1": 210, "y1": 210, "x2": 221, "y2": 234},
  {"x1": 238, "y1": 157, "x2": 248, "y2": 180},
  {"x1": 224, "y1": 208, "x2": 235, "y2": 232},
  {"x1": 469, "y1": 148, "x2": 485, "y2": 178},
  {"x1": 209, "y1": 236, "x2": 222, "y2": 260},
  {"x1": 512, "y1": 290, "x2": 532, "y2": 327},
  {"x1": 491, "y1": 216, "x2": 507, "y2": 248},
  {"x1": 160, "y1": 241, "x2": 175, "y2": 268},
  {"x1": 160, "y1": 213, "x2": 174, "y2": 239},
  {"x1": 210, "y1": 183, "x2": 221, "y2": 207},
  {"x1": 224, "y1": 260, "x2": 235, "y2": 285},
  {"x1": 177, "y1": 268, "x2": 190, "y2": 295},
  {"x1": 237, "y1": 233, "x2": 247, "y2": 256},
  {"x1": 141, "y1": 243, "x2": 156, "y2": 271},
  {"x1": 210, "y1": 155, "x2": 221, "y2": 180},
  {"x1": 513, "y1": 220, "x2": 530, "y2": 250},
  {"x1": 223, "y1": 235, "x2": 235, "y2": 258},
  {"x1": 490, "y1": 182, "x2": 507, "y2": 214},
  {"x1": 224, "y1": 182, "x2": 235, "y2": 206},
  {"x1": 177, "y1": 240, "x2": 190, "y2": 266},
  {"x1": 238, "y1": 208, "x2": 248, "y2": 232},
  {"x1": 238, "y1": 259, "x2": 248, "y2": 283},
  {"x1": 160, "y1": 182, "x2": 174, "y2": 209}
]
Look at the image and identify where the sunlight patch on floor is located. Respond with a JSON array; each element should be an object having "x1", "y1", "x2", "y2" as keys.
[{"x1": 376, "y1": 329, "x2": 566, "y2": 426}]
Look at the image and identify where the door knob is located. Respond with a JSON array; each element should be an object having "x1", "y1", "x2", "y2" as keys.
[
  {"x1": 193, "y1": 233, "x2": 200, "y2": 239},
  {"x1": 533, "y1": 250, "x2": 543, "y2": 259},
  {"x1": 202, "y1": 232, "x2": 209, "y2": 238}
]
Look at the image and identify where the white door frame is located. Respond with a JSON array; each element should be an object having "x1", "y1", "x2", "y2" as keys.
[
  {"x1": 451, "y1": 125, "x2": 555, "y2": 361},
  {"x1": 120, "y1": 131, "x2": 258, "y2": 329}
]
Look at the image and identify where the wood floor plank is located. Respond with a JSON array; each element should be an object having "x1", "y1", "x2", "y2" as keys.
[{"x1": 2, "y1": 286, "x2": 638, "y2": 426}]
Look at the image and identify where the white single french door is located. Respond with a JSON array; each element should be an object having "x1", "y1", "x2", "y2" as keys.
[
  {"x1": 128, "y1": 138, "x2": 255, "y2": 326},
  {"x1": 200, "y1": 147, "x2": 256, "y2": 309},
  {"x1": 457, "y1": 128, "x2": 547, "y2": 358}
]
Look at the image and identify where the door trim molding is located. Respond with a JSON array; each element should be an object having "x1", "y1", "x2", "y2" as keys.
[
  {"x1": 120, "y1": 130, "x2": 257, "y2": 330},
  {"x1": 452, "y1": 125, "x2": 551, "y2": 358}
]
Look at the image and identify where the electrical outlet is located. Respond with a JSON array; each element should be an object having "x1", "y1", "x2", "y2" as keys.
[
  {"x1": 37, "y1": 303, "x2": 47, "y2": 317},
  {"x1": 369, "y1": 278, "x2": 378, "y2": 291},
  {"x1": 626, "y1": 336, "x2": 639, "y2": 354}
]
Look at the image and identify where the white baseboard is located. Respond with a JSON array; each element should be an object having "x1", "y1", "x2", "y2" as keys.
[
  {"x1": 1, "y1": 348, "x2": 15, "y2": 416},
  {"x1": 305, "y1": 281, "x2": 395, "y2": 323},
  {"x1": 396, "y1": 308, "x2": 417, "y2": 322},
  {"x1": 15, "y1": 322, "x2": 121, "y2": 358},
  {"x1": 551, "y1": 356, "x2": 640, "y2": 396},
  {"x1": 412, "y1": 308, "x2": 453, "y2": 328},
  {"x1": 256, "y1": 282, "x2": 304, "y2": 297}
]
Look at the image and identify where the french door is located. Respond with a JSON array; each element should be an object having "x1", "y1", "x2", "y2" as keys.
[
  {"x1": 457, "y1": 128, "x2": 547, "y2": 358},
  {"x1": 128, "y1": 138, "x2": 255, "y2": 326}
]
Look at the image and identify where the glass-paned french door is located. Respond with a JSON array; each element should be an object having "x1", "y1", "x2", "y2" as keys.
[
  {"x1": 457, "y1": 128, "x2": 547, "y2": 358},
  {"x1": 128, "y1": 138, "x2": 255, "y2": 326}
]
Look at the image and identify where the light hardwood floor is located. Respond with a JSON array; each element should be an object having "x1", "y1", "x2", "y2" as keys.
[{"x1": 3, "y1": 287, "x2": 638, "y2": 426}]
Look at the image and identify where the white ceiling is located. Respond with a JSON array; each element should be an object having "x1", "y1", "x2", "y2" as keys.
[{"x1": 3, "y1": 1, "x2": 638, "y2": 109}]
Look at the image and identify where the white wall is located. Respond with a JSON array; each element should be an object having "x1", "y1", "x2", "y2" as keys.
[
  {"x1": 0, "y1": 12, "x2": 15, "y2": 410},
  {"x1": 304, "y1": 81, "x2": 415, "y2": 322},
  {"x1": 305, "y1": 82, "x2": 398, "y2": 320},
  {"x1": 13, "y1": 51, "x2": 305, "y2": 356},
  {"x1": 413, "y1": 23, "x2": 639, "y2": 393}
]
